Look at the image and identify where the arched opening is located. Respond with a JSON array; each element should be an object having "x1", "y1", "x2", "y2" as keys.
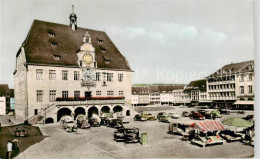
[
  {"x1": 74, "y1": 107, "x2": 86, "y2": 119},
  {"x1": 248, "y1": 98, "x2": 254, "y2": 101},
  {"x1": 113, "y1": 105, "x2": 123, "y2": 113},
  {"x1": 88, "y1": 107, "x2": 99, "y2": 118},
  {"x1": 126, "y1": 110, "x2": 130, "y2": 116},
  {"x1": 240, "y1": 98, "x2": 245, "y2": 101},
  {"x1": 45, "y1": 117, "x2": 54, "y2": 124},
  {"x1": 101, "y1": 106, "x2": 110, "y2": 114},
  {"x1": 57, "y1": 108, "x2": 72, "y2": 122}
]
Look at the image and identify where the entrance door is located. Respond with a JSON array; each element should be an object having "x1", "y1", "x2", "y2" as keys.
[{"x1": 85, "y1": 91, "x2": 92, "y2": 98}]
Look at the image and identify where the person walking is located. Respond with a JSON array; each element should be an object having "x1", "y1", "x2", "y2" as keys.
[{"x1": 7, "y1": 140, "x2": 12, "y2": 159}]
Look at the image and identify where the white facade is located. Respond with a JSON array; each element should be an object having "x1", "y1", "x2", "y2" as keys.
[
  {"x1": 0, "y1": 97, "x2": 6, "y2": 115},
  {"x1": 172, "y1": 89, "x2": 190, "y2": 104},
  {"x1": 132, "y1": 94, "x2": 139, "y2": 105}
]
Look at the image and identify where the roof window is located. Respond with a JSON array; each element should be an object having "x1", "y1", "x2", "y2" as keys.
[
  {"x1": 103, "y1": 55, "x2": 110, "y2": 64},
  {"x1": 97, "y1": 37, "x2": 104, "y2": 44},
  {"x1": 47, "y1": 29, "x2": 55, "y2": 37},
  {"x1": 53, "y1": 54, "x2": 61, "y2": 60},
  {"x1": 100, "y1": 46, "x2": 107, "y2": 53}
]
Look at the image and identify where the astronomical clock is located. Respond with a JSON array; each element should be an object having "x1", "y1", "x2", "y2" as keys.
[{"x1": 77, "y1": 30, "x2": 96, "y2": 88}]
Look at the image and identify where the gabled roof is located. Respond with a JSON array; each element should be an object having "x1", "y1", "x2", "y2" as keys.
[
  {"x1": 21, "y1": 20, "x2": 131, "y2": 71},
  {"x1": 185, "y1": 79, "x2": 206, "y2": 91},
  {"x1": 208, "y1": 60, "x2": 254, "y2": 78}
]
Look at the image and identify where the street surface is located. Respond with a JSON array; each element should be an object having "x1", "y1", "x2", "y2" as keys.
[{"x1": 4, "y1": 106, "x2": 254, "y2": 158}]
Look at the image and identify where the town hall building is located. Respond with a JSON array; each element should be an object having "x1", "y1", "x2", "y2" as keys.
[{"x1": 14, "y1": 7, "x2": 133, "y2": 123}]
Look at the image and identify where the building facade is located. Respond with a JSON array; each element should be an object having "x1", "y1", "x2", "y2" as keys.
[
  {"x1": 206, "y1": 60, "x2": 254, "y2": 109},
  {"x1": 14, "y1": 9, "x2": 133, "y2": 123},
  {"x1": 0, "y1": 84, "x2": 14, "y2": 114}
]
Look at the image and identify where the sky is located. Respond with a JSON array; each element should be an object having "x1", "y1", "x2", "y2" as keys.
[{"x1": 0, "y1": 0, "x2": 255, "y2": 88}]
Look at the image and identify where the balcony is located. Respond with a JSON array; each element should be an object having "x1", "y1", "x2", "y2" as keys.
[
  {"x1": 208, "y1": 88, "x2": 235, "y2": 92},
  {"x1": 207, "y1": 80, "x2": 235, "y2": 85},
  {"x1": 209, "y1": 96, "x2": 236, "y2": 100},
  {"x1": 55, "y1": 97, "x2": 125, "y2": 106}
]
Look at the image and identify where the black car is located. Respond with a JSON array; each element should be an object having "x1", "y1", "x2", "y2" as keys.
[
  {"x1": 100, "y1": 117, "x2": 111, "y2": 126},
  {"x1": 114, "y1": 128, "x2": 140, "y2": 143},
  {"x1": 107, "y1": 119, "x2": 124, "y2": 129},
  {"x1": 198, "y1": 110, "x2": 212, "y2": 119},
  {"x1": 157, "y1": 112, "x2": 167, "y2": 120},
  {"x1": 243, "y1": 115, "x2": 254, "y2": 121}
]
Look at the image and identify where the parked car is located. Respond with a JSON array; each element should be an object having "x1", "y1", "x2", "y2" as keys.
[
  {"x1": 189, "y1": 112, "x2": 205, "y2": 120},
  {"x1": 76, "y1": 114, "x2": 91, "y2": 129},
  {"x1": 134, "y1": 114, "x2": 147, "y2": 121},
  {"x1": 219, "y1": 130, "x2": 243, "y2": 142},
  {"x1": 107, "y1": 119, "x2": 124, "y2": 128},
  {"x1": 182, "y1": 111, "x2": 191, "y2": 117},
  {"x1": 142, "y1": 113, "x2": 157, "y2": 120},
  {"x1": 243, "y1": 115, "x2": 254, "y2": 121},
  {"x1": 198, "y1": 110, "x2": 212, "y2": 119},
  {"x1": 63, "y1": 120, "x2": 78, "y2": 132},
  {"x1": 168, "y1": 112, "x2": 180, "y2": 119},
  {"x1": 210, "y1": 110, "x2": 222, "y2": 118},
  {"x1": 159, "y1": 115, "x2": 173, "y2": 123},
  {"x1": 15, "y1": 126, "x2": 28, "y2": 137},
  {"x1": 88, "y1": 117, "x2": 101, "y2": 127},
  {"x1": 157, "y1": 112, "x2": 167, "y2": 119},
  {"x1": 220, "y1": 109, "x2": 231, "y2": 115},
  {"x1": 114, "y1": 128, "x2": 140, "y2": 143}
]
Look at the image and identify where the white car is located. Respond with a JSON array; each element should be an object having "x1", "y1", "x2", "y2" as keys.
[
  {"x1": 63, "y1": 119, "x2": 77, "y2": 132},
  {"x1": 168, "y1": 112, "x2": 180, "y2": 119}
]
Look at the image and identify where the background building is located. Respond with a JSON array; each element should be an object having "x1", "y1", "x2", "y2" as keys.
[
  {"x1": 206, "y1": 60, "x2": 254, "y2": 109},
  {"x1": 14, "y1": 9, "x2": 133, "y2": 123},
  {"x1": 0, "y1": 84, "x2": 14, "y2": 114}
]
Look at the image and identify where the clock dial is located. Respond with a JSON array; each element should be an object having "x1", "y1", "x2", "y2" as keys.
[{"x1": 83, "y1": 53, "x2": 93, "y2": 65}]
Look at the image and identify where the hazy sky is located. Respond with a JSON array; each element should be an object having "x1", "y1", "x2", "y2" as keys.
[{"x1": 0, "y1": 0, "x2": 254, "y2": 88}]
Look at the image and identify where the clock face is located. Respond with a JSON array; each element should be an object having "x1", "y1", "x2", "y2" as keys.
[{"x1": 83, "y1": 53, "x2": 93, "y2": 65}]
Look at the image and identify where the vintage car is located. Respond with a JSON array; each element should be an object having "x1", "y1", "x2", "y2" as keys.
[
  {"x1": 182, "y1": 111, "x2": 191, "y2": 117},
  {"x1": 63, "y1": 119, "x2": 78, "y2": 132},
  {"x1": 114, "y1": 127, "x2": 140, "y2": 143},
  {"x1": 159, "y1": 115, "x2": 173, "y2": 123},
  {"x1": 210, "y1": 110, "x2": 222, "y2": 118},
  {"x1": 15, "y1": 126, "x2": 28, "y2": 137},
  {"x1": 168, "y1": 112, "x2": 180, "y2": 119},
  {"x1": 243, "y1": 115, "x2": 254, "y2": 121},
  {"x1": 76, "y1": 114, "x2": 91, "y2": 129},
  {"x1": 219, "y1": 130, "x2": 242, "y2": 142},
  {"x1": 107, "y1": 119, "x2": 124, "y2": 129},
  {"x1": 142, "y1": 113, "x2": 157, "y2": 120},
  {"x1": 169, "y1": 121, "x2": 194, "y2": 137},
  {"x1": 157, "y1": 112, "x2": 167, "y2": 120},
  {"x1": 189, "y1": 112, "x2": 205, "y2": 120},
  {"x1": 60, "y1": 115, "x2": 73, "y2": 124},
  {"x1": 220, "y1": 109, "x2": 231, "y2": 115},
  {"x1": 198, "y1": 110, "x2": 212, "y2": 119},
  {"x1": 134, "y1": 114, "x2": 147, "y2": 121},
  {"x1": 88, "y1": 117, "x2": 101, "y2": 127}
]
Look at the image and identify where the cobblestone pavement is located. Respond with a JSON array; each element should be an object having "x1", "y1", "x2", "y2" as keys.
[{"x1": 14, "y1": 107, "x2": 254, "y2": 159}]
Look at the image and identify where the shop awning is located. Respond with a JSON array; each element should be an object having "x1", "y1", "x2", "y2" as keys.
[
  {"x1": 190, "y1": 121, "x2": 225, "y2": 132},
  {"x1": 233, "y1": 101, "x2": 254, "y2": 105}
]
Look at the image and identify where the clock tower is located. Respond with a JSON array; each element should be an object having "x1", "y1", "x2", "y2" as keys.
[{"x1": 77, "y1": 30, "x2": 96, "y2": 89}]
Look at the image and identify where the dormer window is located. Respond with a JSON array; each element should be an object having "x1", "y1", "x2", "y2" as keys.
[
  {"x1": 103, "y1": 55, "x2": 110, "y2": 64},
  {"x1": 47, "y1": 29, "x2": 55, "y2": 37},
  {"x1": 53, "y1": 55, "x2": 61, "y2": 60},
  {"x1": 51, "y1": 43, "x2": 58, "y2": 48},
  {"x1": 100, "y1": 46, "x2": 107, "y2": 53},
  {"x1": 97, "y1": 37, "x2": 104, "y2": 44}
]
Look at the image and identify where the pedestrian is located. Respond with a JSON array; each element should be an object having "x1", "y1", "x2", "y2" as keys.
[
  {"x1": 212, "y1": 115, "x2": 216, "y2": 120},
  {"x1": 7, "y1": 140, "x2": 12, "y2": 159}
]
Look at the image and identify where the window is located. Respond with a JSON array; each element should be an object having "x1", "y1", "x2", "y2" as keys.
[
  {"x1": 96, "y1": 72, "x2": 101, "y2": 81},
  {"x1": 37, "y1": 90, "x2": 43, "y2": 102},
  {"x1": 49, "y1": 90, "x2": 56, "y2": 101},
  {"x1": 62, "y1": 91, "x2": 68, "y2": 99},
  {"x1": 107, "y1": 73, "x2": 113, "y2": 81},
  {"x1": 240, "y1": 75, "x2": 244, "y2": 82},
  {"x1": 118, "y1": 73, "x2": 123, "y2": 82},
  {"x1": 74, "y1": 91, "x2": 80, "y2": 98},
  {"x1": 248, "y1": 74, "x2": 252, "y2": 81},
  {"x1": 34, "y1": 109, "x2": 38, "y2": 115},
  {"x1": 49, "y1": 70, "x2": 56, "y2": 80},
  {"x1": 119, "y1": 91, "x2": 124, "y2": 96},
  {"x1": 96, "y1": 91, "x2": 101, "y2": 96},
  {"x1": 240, "y1": 86, "x2": 244, "y2": 94},
  {"x1": 51, "y1": 42, "x2": 58, "y2": 48},
  {"x1": 74, "y1": 71, "x2": 80, "y2": 80},
  {"x1": 248, "y1": 85, "x2": 252, "y2": 94},
  {"x1": 62, "y1": 70, "x2": 68, "y2": 80},
  {"x1": 36, "y1": 69, "x2": 43, "y2": 80},
  {"x1": 53, "y1": 55, "x2": 60, "y2": 60},
  {"x1": 107, "y1": 91, "x2": 114, "y2": 96}
]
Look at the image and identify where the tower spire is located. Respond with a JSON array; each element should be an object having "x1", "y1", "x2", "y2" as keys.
[{"x1": 69, "y1": 5, "x2": 77, "y2": 31}]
